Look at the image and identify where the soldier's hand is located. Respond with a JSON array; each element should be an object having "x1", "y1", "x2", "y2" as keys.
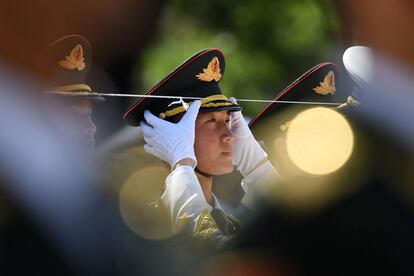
[
  {"x1": 229, "y1": 97, "x2": 268, "y2": 177},
  {"x1": 140, "y1": 100, "x2": 201, "y2": 170}
]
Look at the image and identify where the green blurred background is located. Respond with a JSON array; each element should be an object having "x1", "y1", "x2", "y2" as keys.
[
  {"x1": 92, "y1": 0, "x2": 343, "y2": 141},
  {"x1": 136, "y1": 0, "x2": 340, "y2": 116}
]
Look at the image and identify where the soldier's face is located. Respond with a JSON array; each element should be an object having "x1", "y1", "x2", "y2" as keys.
[
  {"x1": 50, "y1": 99, "x2": 97, "y2": 160},
  {"x1": 194, "y1": 110, "x2": 235, "y2": 175}
]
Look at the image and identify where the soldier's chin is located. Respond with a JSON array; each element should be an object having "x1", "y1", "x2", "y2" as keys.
[
  {"x1": 210, "y1": 163, "x2": 235, "y2": 176},
  {"x1": 222, "y1": 165, "x2": 235, "y2": 175}
]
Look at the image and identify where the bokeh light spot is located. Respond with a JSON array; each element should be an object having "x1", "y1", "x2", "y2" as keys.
[
  {"x1": 286, "y1": 107, "x2": 354, "y2": 175},
  {"x1": 119, "y1": 165, "x2": 173, "y2": 240}
]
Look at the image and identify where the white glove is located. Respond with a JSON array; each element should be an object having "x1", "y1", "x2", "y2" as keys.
[
  {"x1": 229, "y1": 97, "x2": 268, "y2": 177},
  {"x1": 140, "y1": 100, "x2": 201, "y2": 169}
]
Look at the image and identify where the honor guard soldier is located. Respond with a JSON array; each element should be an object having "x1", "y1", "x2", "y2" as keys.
[
  {"x1": 215, "y1": 63, "x2": 359, "y2": 211},
  {"x1": 123, "y1": 49, "x2": 278, "y2": 248},
  {"x1": 225, "y1": 49, "x2": 414, "y2": 276},
  {"x1": 45, "y1": 35, "x2": 104, "y2": 165},
  {"x1": 249, "y1": 62, "x2": 358, "y2": 178}
]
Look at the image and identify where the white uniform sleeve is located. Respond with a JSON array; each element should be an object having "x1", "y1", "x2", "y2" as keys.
[
  {"x1": 160, "y1": 165, "x2": 228, "y2": 248},
  {"x1": 240, "y1": 160, "x2": 280, "y2": 209}
]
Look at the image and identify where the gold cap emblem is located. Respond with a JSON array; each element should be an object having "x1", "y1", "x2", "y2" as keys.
[
  {"x1": 196, "y1": 57, "x2": 222, "y2": 82},
  {"x1": 313, "y1": 71, "x2": 336, "y2": 95},
  {"x1": 58, "y1": 44, "x2": 86, "y2": 71}
]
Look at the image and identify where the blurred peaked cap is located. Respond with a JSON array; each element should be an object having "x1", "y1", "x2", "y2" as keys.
[
  {"x1": 343, "y1": 46, "x2": 374, "y2": 90},
  {"x1": 249, "y1": 62, "x2": 342, "y2": 131},
  {"x1": 46, "y1": 34, "x2": 104, "y2": 103}
]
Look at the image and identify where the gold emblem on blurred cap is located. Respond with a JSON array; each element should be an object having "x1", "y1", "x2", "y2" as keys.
[
  {"x1": 313, "y1": 71, "x2": 336, "y2": 95},
  {"x1": 196, "y1": 56, "x2": 222, "y2": 82},
  {"x1": 58, "y1": 44, "x2": 86, "y2": 71}
]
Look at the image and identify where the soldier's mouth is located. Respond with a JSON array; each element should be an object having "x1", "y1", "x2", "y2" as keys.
[{"x1": 221, "y1": 151, "x2": 232, "y2": 157}]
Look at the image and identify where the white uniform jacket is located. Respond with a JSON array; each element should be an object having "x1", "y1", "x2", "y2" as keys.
[{"x1": 160, "y1": 161, "x2": 278, "y2": 248}]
